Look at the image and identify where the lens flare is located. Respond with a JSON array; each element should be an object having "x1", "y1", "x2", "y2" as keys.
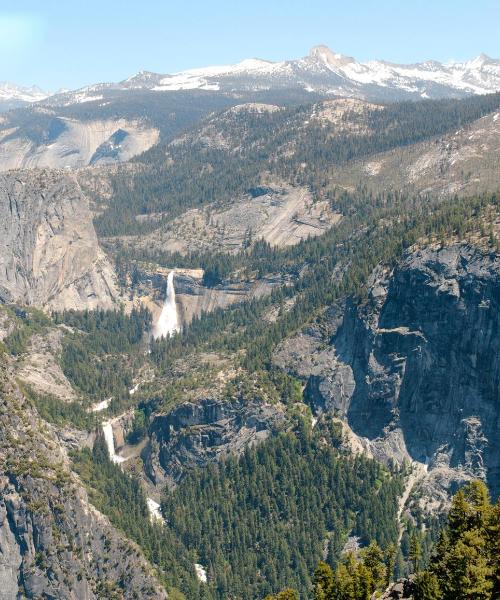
[{"x1": 0, "y1": 13, "x2": 45, "y2": 55}]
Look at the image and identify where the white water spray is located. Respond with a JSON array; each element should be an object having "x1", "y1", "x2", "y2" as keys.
[
  {"x1": 153, "y1": 271, "x2": 180, "y2": 340},
  {"x1": 102, "y1": 421, "x2": 125, "y2": 464},
  {"x1": 195, "y1": 563, "x2": 208, "y2": 583},
  {"x1": 146, "y1": 498, "x2": 165, "y2": 524}
]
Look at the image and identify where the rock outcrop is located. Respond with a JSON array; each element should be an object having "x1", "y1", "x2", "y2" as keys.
[
  {"x1": 174, "y1": 272, "x2": 283, "y2": 326},
  {"x1": 130, "y1": 183, "x2": 341, "y2": 255},
  {"x1": 133, "y1": 268, "x2": 283, "y2": 328},
  {"x1": 0, "y1": 117, "x2": 159, "y2": 171},
  {"x1": 0, "y1": 169, "x2": 118, "y2": 311},
  {"x1": 380, "y1": 578, "x2": 416, "y2": 599},
  {"x1": 144, "y1": 397, "x2": 286, "y2": 487},
  {"x1": 275, "y1": 244, "x2": 500, "y2": 501},
  {"x1": 0, "y1": 364, "x2": 166, "y2": 600}
]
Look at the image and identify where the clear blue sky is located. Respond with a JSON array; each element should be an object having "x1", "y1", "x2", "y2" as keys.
[{"x1": 2, "y1": 0, "x2": 499, "y2": 90}]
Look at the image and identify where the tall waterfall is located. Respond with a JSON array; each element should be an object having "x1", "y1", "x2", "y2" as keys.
[
  {"x1": 102, "y1": 421, "x2": 125, "y2": 464},
  {"x1": 153, "y1": 271, "x2": 180, "y2": 340}
]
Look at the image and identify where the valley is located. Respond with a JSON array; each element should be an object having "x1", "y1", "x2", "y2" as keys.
[{"x1": 0, "y1": 42, "x2": 499, "y2": 600}]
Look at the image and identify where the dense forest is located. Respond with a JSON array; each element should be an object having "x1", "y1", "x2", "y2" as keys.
[
  {"x1": 93, "y1": 92, "x2": 500, "y2": 237},
  {"x1": 73, "y1": 419, "x2": 404, "y2": 599},
  {"x1": 54, "y1": 307, "x2": 151, "y2": 406},
  {"x1": 267, "y1": 481, "x2": 499, "y2": 600}
]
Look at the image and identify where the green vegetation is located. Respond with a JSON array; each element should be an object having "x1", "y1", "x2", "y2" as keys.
[
  {"x1": 161, "y1": 422, "x2": 403, "y2": 599},
  {"x1": 54, "y1": 307, "x2": 151, "y2": 404},
  {"x1": 54, "y1": 306, "x2": 151, "y2": 353},
  {"x1": 306, "y1": 542, "x2": 394, "y2": 600},
  {"x1": 3, "y1": 307, "x2": 50, "y2": 356},
  {"x1": 426, "y1": 481, "x2": 499, "y2": 600},
  {"x1": 24, "y1": 387, "x2": 95, "y2": 430},
  {"x1": 126, "y1": 408, "x2": 148, "y2": 443},
  {"x1": 73, "y1": 420, "x2": 403, "y2": 600},
  {"x1": 71, "y1": 436, "x2": 202, "y2": 599},
  {"x1": 94, "y1": 92, "x2": 500, "y2": 237},
  {"x1": 277, "y1": 481, "x2": 499, "y2": 600}
]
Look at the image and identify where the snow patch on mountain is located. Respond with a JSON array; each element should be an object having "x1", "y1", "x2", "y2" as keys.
[
  {"x1": 0, "y1": 82, "x2": 50, "y2": 104},
  {"x1": 152, "y1": 57, "x2": 282, "y2": 91},
  {"x1": 128, "y1": 46, "x2": 500, "y2": 99},
  {"x1": 5, "y1": 46, "x2": 500, "y2": 111}
]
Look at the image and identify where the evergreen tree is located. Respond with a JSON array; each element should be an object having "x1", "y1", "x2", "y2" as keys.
[
  {"x1": 431, "y1": 481, "x2": 495, "y2": 600},
  {"x1": 414, "y1": 571, "x2": 442, "y2": 600},
  {"x1": 313, "y1": 562, "x2": 334, "y2": 600},
  {"x1": 409, "y1": 533, "x2": 423, "y2": 574},
  {"x1": 384, "y1": 543, "x2": 397, "y2": 587}
]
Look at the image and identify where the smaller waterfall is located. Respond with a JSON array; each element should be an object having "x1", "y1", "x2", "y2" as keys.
[
  {"x1": 102, "y1": 421, "x2": 125, "y2": 464},
  {"x1": 153, "y1": 271, "x2": 180, "y2": 340},
  {"x1": 195, "y1": 563, "x2": 208, "y2": 583},
  {"x1": 146, "y1": 498, "x2": 165, "y2": 524},
  {"x1": 91, "y1": 398, "x2": 111, "y2": 412}
]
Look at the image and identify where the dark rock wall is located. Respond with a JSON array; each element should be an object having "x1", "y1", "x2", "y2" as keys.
[
  {"x1": 144, "y1": 397, "x2": 285, "y2": 487},
  {"x1": 305, "y1": 245, "x2": 500, "y2": 496}
]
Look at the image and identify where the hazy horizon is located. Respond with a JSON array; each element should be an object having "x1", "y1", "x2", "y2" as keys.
[{"x1": 2, "y1": 0, "x2": 499, "y2": 90}]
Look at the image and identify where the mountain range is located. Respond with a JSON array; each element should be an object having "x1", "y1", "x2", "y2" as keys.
[
  {"x1": 117, "y1": 45, "x2": 500, "y2": 99},
  {"x1": 1, "y1": 43, "x2": 500, "y2": 600},
  {"x1": 2, "y1": 45, "x2": 499, "y2": 114},
  {"x1": 0, "y1": 81, "x2": 50, "y2": 111}
]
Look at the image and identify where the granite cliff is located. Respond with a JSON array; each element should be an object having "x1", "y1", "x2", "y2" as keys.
[
  {"x1": 144, "y1": 397, "x2": 286, "y2": 488},
  {"x1": 0, "y1": 170, "x2": 118, "y2": 311},
  {"x1": 275, "y1": 244, "x2": 500, "y2": 504},
  {"x1": 0, "y1": 364, "x2": 166, "y2": 600}
]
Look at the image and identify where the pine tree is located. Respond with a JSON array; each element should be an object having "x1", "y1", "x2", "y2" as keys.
[
  {"x1": 313, "y1": 562, "x2": 334, "y2": 600},
  {"x1": 332, "y1": 561, "x2": 356, "y2": 600},
  {"x1": 431, "y1": 481, "x2": 494, "y2": 600},
  {"x1": 414, "y1": 571, "x2": 442, "y2": 600},
  {"x1": 362, "y1": 541, "x2": 385, "y2": 589},
  {"x1": 409, "y1": 533, "x2": 422, "y2": 574},
  {"x1": 384, "y1": 543, "x2": 397, "y2": 587},
  {"x1": 264, "y1": 589, "x2": 300, "y2": 600},
  {"x1": 442, "y1": 529, "x2": 492, "y2": 599},
  {"x1": 355, "y1": 563, "x2": 373, "y2": 600},
  {"x1": 485, "y1": 500, "x2": 500, "y2": 599}
]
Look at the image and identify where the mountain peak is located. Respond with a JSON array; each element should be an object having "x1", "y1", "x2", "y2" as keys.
[
  {"x1": 309, "y1": 45, "x2": 356, "y2": 68},
  {"x1": 472, "y1": 52, "x2": 495, "y2": 65},
  {"x1": 0, "y1": 81, "x2": 50, "y2": 104}
]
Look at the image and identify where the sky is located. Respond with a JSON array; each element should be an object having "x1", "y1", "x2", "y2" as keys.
[{"x1": 2, "y1": 0, "x2": 499, "y2": 91}]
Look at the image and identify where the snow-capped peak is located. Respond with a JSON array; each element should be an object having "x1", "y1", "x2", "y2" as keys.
[
  {"x1": 10, "y1": 45, "x2": 499, "y2": 111},
  {"x1": 0, "y1": 82, "x2": 50, "y2": 103},
  {"x1": 151, "y1": 56, "x2": 283, "y2": 92},
  {"x1": 124, "y1": 45, "x2": 499, "y2": 98}
]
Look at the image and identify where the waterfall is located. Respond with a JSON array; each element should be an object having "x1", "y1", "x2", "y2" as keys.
[
  {"x1": 146, "y1": 498, "x2": 165, "y2": 524},
  {"x1": 102, "y1": 421, "x2": 125, "y2": 464},
  {"x1": 91, "y1": 398, "x2": 110, "y2": 412},
  {"x1": 195, "y1": 563, "x2": 208, "y2": 583},
  {"x1": 153, "y1": 271, "x2": 180, "y2": 340}
]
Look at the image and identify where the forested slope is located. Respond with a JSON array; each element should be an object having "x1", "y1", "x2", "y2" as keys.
[{"x1": 89, "y1": 92, "x2": 500, "y2": 238}]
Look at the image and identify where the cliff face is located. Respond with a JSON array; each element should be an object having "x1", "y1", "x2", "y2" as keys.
[
  {"x1": 133, "y1": 268, "x2": 282, "y2": 328},
  {"x1": 277, "y1": 244, "x2": 500, "y2": 499},
  {"x1": 0, "y1": 118, "x2": 159, "y2": 171},
  {"x1": 0, "y1": 366, "x2": 166, "y2": 600},
  {"x1": 144, "y1": 397, "x2": 286, "y2": 487},
  {"x1": 0, "y1": 170, "x2": 118, "y2": 311},
  {"x1": 173, "y1": 272, "x2": 282, "y2": 326}
]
